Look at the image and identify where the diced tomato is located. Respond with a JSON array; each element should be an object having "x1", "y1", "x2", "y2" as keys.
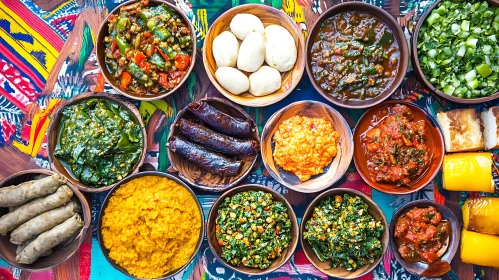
[
  {"x1": 143, "y1": 31, "x2": 151, "y2": 38},
  {"x1": 110, "y1": 40, "x2": 117, "y2": 52},
  {"x1": 108, "y1": 14, "x2": 117, "y2": 21},
  {"x1": 112, "y1": 49, "x2": 121, "y2": 59},
  {"x1": 169, "y1": 70, "x2": 184, "y2": 80},
  {"x1": 155, "y1": 46, "x2": 170, "y2": 61},
  {"x1": 174, "y1": 54, "x2": 190, "y2": 71},
  {"x1": 135, "y1": 51, "x2": 146, "y2": 65},
  {"x1": 158, "y1": 72, "x2": 169, "y2": 88},
  {"x1": 139, "y1": 61, "x2": 151, "y2": 73},
  {"x1": 140, "y1": 0, "x2": 149, "y2": 6},
  {"x1": 120, "y1": 72, "x2": 132, "y2": 90},
  {"x1": 173, "y1": 25, "x2": 177, "y2": 34}
]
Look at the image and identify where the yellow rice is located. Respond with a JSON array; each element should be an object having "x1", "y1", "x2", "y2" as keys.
[{"x1": 101, "y1": 176, "x2": 202, "y2": 278}]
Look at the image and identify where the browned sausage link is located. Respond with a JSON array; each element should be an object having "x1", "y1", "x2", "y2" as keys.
[
  {"x1": 179, "y1": 119, "x2": 259, "y2": 156},
  {"x1": 187, "y1": 101, "x2": 253, "y2": 136},
  {"x1": 167, "y1": 137, "x2": 242, "y2": 176}
]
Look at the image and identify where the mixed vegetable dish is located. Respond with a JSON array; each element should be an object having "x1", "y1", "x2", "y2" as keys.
[
  {"x1": 215, "y1": 191, "x2": 292, "y2": 269},
  {"x1": 418, "y1": 0, "x2": 499, "y2": 98},
  {"x1": 54, "y1": 98, "x2": 143, "y2": 187},
  {"x1": 310, "y1": 11, "x2": 400, "y2": 101},
  {"x1": 304, "y1": 194, "x2": 384, "y2": 271},
  {"x1": 104, "y1": 0, "x2": 193, "y2": 96}
]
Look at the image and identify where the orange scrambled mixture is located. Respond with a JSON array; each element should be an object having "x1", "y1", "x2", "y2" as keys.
[
  {"x1": 273, "y1": 116, "x2": 340, "y2": 181},
  {"x1": 101, "y1": 176, "x2": 202, "y2": 278}
]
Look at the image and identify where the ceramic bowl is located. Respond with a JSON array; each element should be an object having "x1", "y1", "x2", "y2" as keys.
[
  {"x1": 261, "y1": 100, "x2": 353, "y2": 193},
  {"x1": 0, "y1": 169, "x2": 90, "y2": 271}
]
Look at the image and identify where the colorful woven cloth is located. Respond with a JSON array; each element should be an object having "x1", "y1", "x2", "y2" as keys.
[{"x1": 0, "y1": 0, "x2": 498, "y2": 279}]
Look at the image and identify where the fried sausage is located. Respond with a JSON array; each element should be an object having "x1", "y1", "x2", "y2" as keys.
[
  {"x1": 167, "y1": 137, "x2": 242, "y2": 176},
  {"x1": 0, "y1": 173, "x2": 67, "y2": 207},
  {"x1": 187, "y1": 101, "x2": 254, "y2": 136},
  {"x1": 179, "y1": 119, "x2": 259, "y2": 156}
]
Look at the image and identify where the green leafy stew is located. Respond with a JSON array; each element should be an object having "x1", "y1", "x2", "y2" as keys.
[
  {"x1": 216, "y1": 191, "x2": 292, "y2": 269},
  {"x1": 304, "y1": 194, "x2": 384, "y2": 271},
  {"x1": 54, "y1": 98, "x2": 143, "y2": 187},
  {"x1": 418, "y1": 0, "x2": 499, "y2": 98}
]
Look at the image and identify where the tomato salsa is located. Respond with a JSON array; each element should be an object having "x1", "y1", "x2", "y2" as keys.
[
  {"x1": 361, "y1": 104, "x2": 430, "y2": 187},
  {"x1": 310, "y1": 11, "x2": 400, "y2": 101},
  {"x1": 394, "y1": 206, "x2": 450, "y2": 264}
]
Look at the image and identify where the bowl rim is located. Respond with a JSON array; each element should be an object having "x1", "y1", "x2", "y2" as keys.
[
  {"x1": 47, "y1": 92, "x2": 147, "y2": 193},
  {"x1": 304, "y1": 2, "x2": 409, "y2": 109},
  {"x1": 96, "y1": 0, "x2": 197, "y2": 101},
  {"x1": 352, "y1": 100, "x2": 445, "y2": 195},
  {"x1": 166, "y1": 97, "x2": 259, "y2": 192},
  {"x1": 206, "y1": 183, "x2": 299, "y2": 275},
  {"x1": 411, "y1": 0, "x2": 499, "y2": 104},
  {"x1": 260, "y1": 100, "x2": 354, "y2": 193},
  {"x1": 96, "y1": 171, "x2": 205, "y2": 280},
  {"x1": 299, "y1": 187, "x2": 389, "y2": 279},
  {"x1": 388, "y1": 199, "x2": 461, "y2": 276},
  {"x1": 0, "y1": 169, "x2": 91, "y2": 272},
  {"x1": 201, "y1": 3, "x2": 306, "y2": 107}
]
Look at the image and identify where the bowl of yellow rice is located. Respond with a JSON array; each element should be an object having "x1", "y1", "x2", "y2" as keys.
[{"x1": 97, "y1": 171, "x2": 204, "y2": 279}]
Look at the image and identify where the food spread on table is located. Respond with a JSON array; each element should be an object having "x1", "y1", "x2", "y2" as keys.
[
  {"x1": 361, "y1": 104, "x2": 430, "y2": 187},
  {"x1": 418, "y1": 0, "x2": 499, "y2": 99},
  {"x1": 101, "y1": 175, "x2": 201, "y2": 278},
  {"x1": 0, "y1": 173, "x2": 83, "y2": 265},
  {"x1": 310, "y1": 11, "x2": 400, "y2": 100},
  {"x1": 212, "y1": 13, "x2": 297, "y2": 96},
  {"x1": 303, "y1": 194, "x2": 384, "y2": 271},
  {"x1": 394, "y1": 206, "x2": 450, "y2": 264},
  {"x1": 215, "y1": 190, "x2": 292, "y2": 269},
  {"x1": 272, "y1": 116, "x2": 339, "y2": 181},
  {"x1": 54, "y1": 98, "x2": 143, "y2": 187},
  {"x1": 104, "y1": 0, "x2": 193, "y2": 95}
]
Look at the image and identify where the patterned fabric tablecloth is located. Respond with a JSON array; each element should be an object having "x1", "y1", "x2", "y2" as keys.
[{"x1": 0, "y1": 0, "x2": 498, "y2": 279}]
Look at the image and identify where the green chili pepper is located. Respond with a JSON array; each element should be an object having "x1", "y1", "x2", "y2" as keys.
[
  {"x1": 153, "y1": 27, "x2": 171, "y2": 41},
  {"x1": 158, "y1": 4, "x2": 175, "y2": 17},
  {"x1": 148, "y1": 52, "x2": 165, "y2": 70},
  {"x1": 179, "y1": 36, "x2": 191, "y2": 48},
  {"x1": 116, "y1": 35, "x2": 130, "y2": 55},
  {"x1": 140, "y1": 11, "x2": 151, "y2": 21},
  {"x1": 146, "y1": 19, "x2": 156, "y2": 31},
  {"x1": 160, "y1": 46, "x2": 176, "y2": 60},
  {"x1": 116, "y1": 17, "x2": 130, "y2": 32},
  {"x1": 128, "y1": 62, "x2": 153, "y2": 87}
]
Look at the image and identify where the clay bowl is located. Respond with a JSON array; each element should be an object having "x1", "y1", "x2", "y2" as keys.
[
  {"x1": 305, "y1": 2, "x2": 409, "y2": 109},
  {"x1": 47, "y1": 92, "x2": 147, "y2": 193},
  {"x1": 0, "y1": 169, "x2": 90, "y2": 271},
  {"x1": 390, "y1": 200, "x2": 460, "y2": 277},
  {"x1": 207, "y1": 184, "x2": 299, "y2": 275},
  {"x1": 353, "y1": 100, "x2": 444, "y2": 195},
  {"x1": 300, "y1": 188, "x2": 389, "y2": 279},
  {"x1": 96, "y1": 0, "x2": 196, "y2": 101},
  {"x1": 412, "y1": 0, "x2": 499, "y2": 104},
  {"x1": 167, "y1": 97, "x2": 259, "y2": 192},
  {"x1": 97, "y1": 171, "x2": 204, "y2": 279},
  {"x1": 203, "y1": 4, "x2": 305, "y2": 107},
  {"x1": 260, "y1": 100, "x2": 353, "y2": 193}
]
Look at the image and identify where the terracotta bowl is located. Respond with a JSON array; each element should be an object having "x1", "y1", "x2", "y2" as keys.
[
  {"x1": 96, "y1": 0, "x2": 197, "y2": 101},
  {"x1": 305, "y1": 2, "x2": 409, "y2": 109},
  {"x1": 47, "y1": 92, "x2": 147, "y2": 193},
  {"x1": 203, "y1": 4, "x2": 305, "y2": 107},
  {"x1": 167, "y1": 97, "x2": 259, "y2": 192},
  {"x1": 260, "y1": 100, "x2": 353, "y2": 193},
  {"x1": 412, "y1": 0, "x2": 499, "y2": 104},
  {"x1": 0, "y1": 169, "x2": 90, "y2": 271},
  {"x1": 353, "y1": 100, "x2": 444, "y2": 195},
  {"x1": 389, "y1": 200, "x2": 460, "y2": 277},
  {"x1": 300, "y1": 188, "x2": 389, "y2": 279},
  {"x1": 97, "y1": 171, "x2": 204, "y2": 280},
  {"x1": 207, "y1": 184, "x2": 299, "y2": 275}
]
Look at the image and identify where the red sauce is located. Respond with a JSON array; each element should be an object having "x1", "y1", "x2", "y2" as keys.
[
  {"x1": 361, "y1": 104, "x2": 430, "y2": 187},
  {"x1": 394, "y1": 206, "x2": 450, "y2": 264}
]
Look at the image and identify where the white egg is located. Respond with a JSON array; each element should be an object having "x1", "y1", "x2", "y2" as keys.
[
  {"x1": 215, "y1": 67, "x2": 249, "y2": 95},
  {"x1": 264, "y1": 25, "x2": 297, "y2": 72},
  {"x1": 237, "y1": 32, "x2": 265, "y2": 73},
  {"x1": 249, "y1": 66, "x2": 282, "y2": 96},
  {"x1": 212, "y1": 31, "x2": 239, "y2": 67},
  {"x1": 230, "y1": 13, "x2": 264, "y2": 40}
]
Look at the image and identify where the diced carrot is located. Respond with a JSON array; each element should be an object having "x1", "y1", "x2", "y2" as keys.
[
  {"x1": 120, "y1": 72, "x2": 132, "y2": 90},
  {"x1": 135, "y1": 51, "x2": 146, "y2": 64}
]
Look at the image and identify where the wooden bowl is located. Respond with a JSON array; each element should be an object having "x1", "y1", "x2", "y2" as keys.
[
  {"x1": 389, "y1": 200, "x2": 460, "y2": 276},
  {"x1": 96, "y1": 0, "x2": 197, "y2": 101},
  {"x1": 202, "y1": 4, "x2": 305, "y2": 107},
  {"x1": 0, "y1": 169, "x2": 91, "y2": 271},
  {"x1": 353, "y1": 100, "x2": 444, "y2": 195},
  {"x1": 412, "y1": 0, "x2": 499, "y2": 104},
  {"x1": 97, "y1": 171, "x2": 204, "y2": 279},
  {"x1": 207, "y1": 184, "x2": 299, "y2": 275},
  {"x1": 300, "y1": 188, "x2": 389, "y2": 279},
  {"x1": 305, "y1": 2, "x2": 409, "y2": 109},
  {"x1": 167, "y1": 97, "x2": 259, "y2": 192},
  {"x1": 47, "y1": 92, "x2": 147, "y2": 193},
  {"x1": 260, "y1": 100, "x2": 353, "y2": 193}
]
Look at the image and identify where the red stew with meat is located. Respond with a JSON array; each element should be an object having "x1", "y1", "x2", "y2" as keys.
[
  {"x1": 310, "y1": 11, "x2": 400, "y2": 101},
  {"x1": 394, "y1": 206, "x2": 450, "y2": 264},
  {"x1": 362, "y1": 104, "x2": 430, "y2": 187}
]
